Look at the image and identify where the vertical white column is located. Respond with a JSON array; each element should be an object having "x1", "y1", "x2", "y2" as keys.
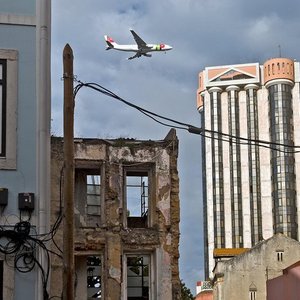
[
  {"x1": 221, "y1": 90, "x2": 232, "y2": 248},
  {"x1": 239, "y1": 88, "x2": 251, "y2": 247},
  {"x1": 293, "y1": 62, "x2": 300, "y2": 241},
  {"x1": 36, "y1": 0, "x2": 51, "y2": 298},
  {"x1": 207, "y1": 86, "x2": 223, "y2": 277},
  {"x1": 257, "y1": 87, "x2": 273, "y2": 239}
]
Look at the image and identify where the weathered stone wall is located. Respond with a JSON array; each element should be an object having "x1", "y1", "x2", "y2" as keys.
[
  {"x1": 50, "y1": 130, "x2": 181, "y2": 299},
  {"x1": 213, "y1": 234, "x2": 300, "y2": 300}
]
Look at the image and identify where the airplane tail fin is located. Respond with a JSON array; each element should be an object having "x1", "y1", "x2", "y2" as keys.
[{"x1": 104, "y1": 35, "x2": 117, "y2": 50}]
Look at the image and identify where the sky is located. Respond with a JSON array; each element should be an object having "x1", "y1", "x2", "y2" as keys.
[{"x1": 51, "y1": 0, "x2": 300, "y2": 294}]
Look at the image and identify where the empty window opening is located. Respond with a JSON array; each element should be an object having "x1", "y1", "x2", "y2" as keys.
[
  {"x1": 75, "y1": 255, "x2": 102, "y2": 300},
  {"x1": 126, "y1": 171, "x2": 149, "y2": 228},
  {"x1": 75, "y1": 168, "x2": 102, "y2": 227},
  {"x1": 87, "y1": 175, "x2": 101, "y2": 216},
  {"x1": 127, "y1": 255, "x2": 150, "y2": 300},
  {"x1": 87, "y1": 256, "x2": 101, "y2": 299}
]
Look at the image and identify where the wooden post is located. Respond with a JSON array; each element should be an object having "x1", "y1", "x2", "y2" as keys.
[{"x1": 63, "y1": 43, "x2": 74, "y2": 300}]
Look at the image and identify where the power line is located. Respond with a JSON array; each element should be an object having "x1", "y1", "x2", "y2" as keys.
[
  {"x1": 72, "y1": 79, "x2": 300, "y2": 154},
  {"x1": 204, "y1": 128, "x2": 300, "y2": 153},
  {"x1": 74, "y1": 81, "x2": 190, "y2": 131}
]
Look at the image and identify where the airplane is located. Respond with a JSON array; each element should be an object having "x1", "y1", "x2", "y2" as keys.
[{"x1": 104, "y1": 29, "x2": 173, "y2": 60}]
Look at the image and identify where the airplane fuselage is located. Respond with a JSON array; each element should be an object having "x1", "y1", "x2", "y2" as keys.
[
  {"x1": 112, "y1": 44, "x2": 172, "y2": 53},
  {"x1": 104, "y1": 30, "x2": 172, "y2": 60}
]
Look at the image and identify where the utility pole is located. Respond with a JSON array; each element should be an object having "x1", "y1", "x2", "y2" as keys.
[{"x1": 63, "y1": 43, "x2": 74, "y2": 300}]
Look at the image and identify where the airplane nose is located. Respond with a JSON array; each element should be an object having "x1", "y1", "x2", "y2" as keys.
[{"x1": 165, "y1": 45, "x2": 172, "y2": 51}]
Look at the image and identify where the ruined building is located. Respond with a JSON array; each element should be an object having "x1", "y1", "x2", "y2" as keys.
[{"x1": 50, "y1": 129, "x2": 181, "y2": 299}]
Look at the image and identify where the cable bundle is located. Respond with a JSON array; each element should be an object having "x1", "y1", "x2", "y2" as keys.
[{"x1": 0, "y1": 218, "x2": 62, "y2": 299}]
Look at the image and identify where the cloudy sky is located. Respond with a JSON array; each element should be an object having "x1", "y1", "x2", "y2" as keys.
[{"x1": 51, "y1": 0, "x2": 300, "y2": 293}]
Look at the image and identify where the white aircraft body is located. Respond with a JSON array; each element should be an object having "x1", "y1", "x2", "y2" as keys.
[{"x1": 104, "y1": 30, "x2": 172, "y2": 60}]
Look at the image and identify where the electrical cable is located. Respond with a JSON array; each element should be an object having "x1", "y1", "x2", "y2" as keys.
[
  {"x1": 0, "y1": 165, "x2": 65, "y2": 299},
  {"x1": 72, "y1": 78, "x2": 300, "y2": 154},
  {"x1": 0, "y1": 220, "x2": 62, "y2": 300},
  {"x1": 74, "y1": 81, "x2": 192, "y2": 129},
  {"x1": 204, "y1": 128, "x2": 300, "y2": 153},
  {"x1": 201, "y1": 129, "x2": 300, "y2": 154}
]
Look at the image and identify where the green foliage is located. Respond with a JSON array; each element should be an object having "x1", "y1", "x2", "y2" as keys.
[{"x1": 180, "y1": 280, "x2": 194, "y2": 300}]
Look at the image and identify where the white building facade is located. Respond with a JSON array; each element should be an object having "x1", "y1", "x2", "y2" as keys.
[{"x1": 197, "y1": 58, "x2": 300, "y2": 278}]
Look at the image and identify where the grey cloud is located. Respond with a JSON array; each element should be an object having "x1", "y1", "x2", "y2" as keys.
[{"x1": 51, "y1": 0, "x2": 300, "y2": 293}]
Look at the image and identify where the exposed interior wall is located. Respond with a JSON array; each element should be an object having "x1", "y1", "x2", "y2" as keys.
[{"x1": 50, "y1": 130, "x2": 181, "y2": 299}]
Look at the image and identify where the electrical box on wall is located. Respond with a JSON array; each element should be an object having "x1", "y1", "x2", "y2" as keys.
[
  {"x1": 0, "y1": 188, "x2": 8, "y2": 206},
  {"x1": 18, "y1": 193, "x2": 34, "y2": 211}
]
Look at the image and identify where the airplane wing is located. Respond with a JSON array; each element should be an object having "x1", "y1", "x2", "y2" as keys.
[
  {"x1": 130, "y1": 30, "x2": 149, "y2": 49},
  {"x1": 127, "y1": 52, "x2": 141, "y2": 60},
  {"x1": 127, "y1": 52, "x2": 152, "y2": 60}
]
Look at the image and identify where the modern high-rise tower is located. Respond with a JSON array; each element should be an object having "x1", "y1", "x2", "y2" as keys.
[{"x1": 197, "y1": 58, "x2": 300, "y2": 278}]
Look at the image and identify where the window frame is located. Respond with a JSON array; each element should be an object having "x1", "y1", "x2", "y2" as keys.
[
  {"x1": 74, "y1": 254, "x2": 103, "y2": 300},
  {"x1": 249, "y1": 282, "x2": 257, "y2": 300},
  {"x1": 0, "y1": 49, "x2": 18, "y2": 170},
  {"x1": 74, "y1": 161, "x2": 104, "y2": 227},
  {"x1": 124, "y1": 167, "x2": 152, "y2": 228},
  {"x1": 86, "y1": 174, "x2": 101, "y2": 216},
  {"x1": 123, "y1": 253, "x2": 154, "y2": 300},
  {"x1": 249, "y1": 290, "x2": 256, "y2": 300},
  {"x1": 276, "y1": 250, "x2": 284, "y2": 262}
]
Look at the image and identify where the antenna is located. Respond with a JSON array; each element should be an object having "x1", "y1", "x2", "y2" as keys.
[{"x1": 278, "y1": 45, "x2": 282, "y2": 58}]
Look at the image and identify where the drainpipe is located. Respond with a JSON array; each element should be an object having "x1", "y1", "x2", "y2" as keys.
[{"x1": 36, "y1": 0, "x2": 51, "y2": 299}]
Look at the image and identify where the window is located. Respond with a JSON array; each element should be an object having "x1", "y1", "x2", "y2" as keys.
[
  {"x1": 75, "y1": 255, "x2": 102, "y2": 300},
  {"x1": 87, "y1": 175, "x2": 101, "y2": 216},
  {"x1": 87, "y1": 256, "x2": 102, "y2": 299},
  {"x1": 276, "y1": 250, "x2": 284, "y2": 262},
  {"x1": 249, "y1": 291, "x2": 256, "y2": 300},
  {"x1": 249, "y1": 283, "x2": 257, "y2": 300},
  {"x1": 75, "y1": 167, "x2": 102, "y2": 227},
  {"x1": 0, "y1": 50, "x2": 17, "y2": 169},
  {"x1": 127, "y1": 255, "x2": 150, "y2": 300},
  {"x1": 126, "y1": 171, "x2": 149, "y2": 228}
]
